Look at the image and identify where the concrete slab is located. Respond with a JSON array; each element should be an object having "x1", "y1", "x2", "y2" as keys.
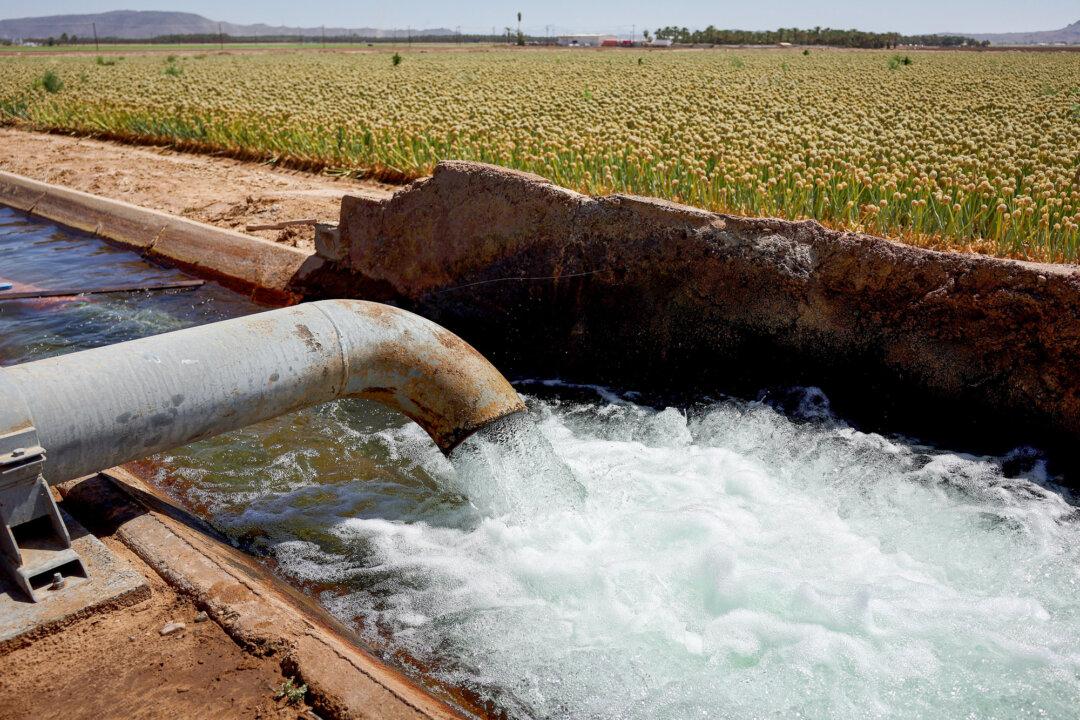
[
  {"x1": 0, "y1": 170, "x2": 317, "y2": 302},
  {"x1": 0, "y1": 510, "x2": 150, "y2": 654}
]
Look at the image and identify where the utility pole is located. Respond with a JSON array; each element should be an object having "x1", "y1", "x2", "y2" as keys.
[
  {"x1": 218, "y1": 23, "x2": 223, "y2": 51},
  {"x1": 92, "y1": 21, "x2": 99, "y2": 52},
  {"x1": 455, "y1": 25, "x2": 461, "y2": 44},
  {"x1": 632, "y1": 24, "x2": 636, "y2": 44},
  {"x1": 321, "y1": 25, "x2": 325, "y2": 48}
]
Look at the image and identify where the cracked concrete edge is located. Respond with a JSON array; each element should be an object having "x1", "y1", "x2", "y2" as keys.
[
  {"x1": 0, "y1": 170, "x2": 315, "y2": 302},
  {"x1": 57, "y1": 469, "x2": 470, "y2": 720}
]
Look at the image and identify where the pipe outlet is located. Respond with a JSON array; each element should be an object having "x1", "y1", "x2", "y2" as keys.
[{"x1": 0, "y1": 300, "x2": 526, "y2": 485}]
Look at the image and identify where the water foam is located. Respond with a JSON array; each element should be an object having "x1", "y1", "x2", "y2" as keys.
[
  {"x1": 449, "y1": 411, "x2": 587, "y2": 517},
  {"x1": 166, "y1": 388, "x2": 1080, "y2": 719}
]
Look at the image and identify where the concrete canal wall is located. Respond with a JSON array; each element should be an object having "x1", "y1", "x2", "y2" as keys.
[
  {"x1": 4, "y1": 161, "x2": 1079, "y2": 452},
  {"x1": 311, "y1": 161, "x2": 1080, "y2": 454}
]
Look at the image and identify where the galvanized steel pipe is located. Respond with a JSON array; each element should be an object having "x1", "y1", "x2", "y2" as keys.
[{"x1": 0, "y1": 299, "x2": 526, "y2": 485}]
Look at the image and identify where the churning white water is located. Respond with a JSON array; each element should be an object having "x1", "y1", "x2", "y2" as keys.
[{"x1": 196, "y1": 385, "x2": 1080, "y2": 719}]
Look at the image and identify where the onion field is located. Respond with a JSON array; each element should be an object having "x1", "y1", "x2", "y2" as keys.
[{"x1": 1, "y1": 48, "x2": 1078, "y2": 260}]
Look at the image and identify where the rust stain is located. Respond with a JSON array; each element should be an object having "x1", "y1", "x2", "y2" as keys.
[
  {"x1": 207, "y1": 580, "x2": 255, "y2": 605},
  {"x1": 342, "y1": 299, "x2": 404, "y2": 330},
  {"x1": 359, "y1": 386, "x2": 395, "y2": 398},
  {"x1": 0, "y1": 418, "x2": 33, "y2": 435},
  {"x1": 293, "y1": 323, "x2": 324, "y2": 354}
]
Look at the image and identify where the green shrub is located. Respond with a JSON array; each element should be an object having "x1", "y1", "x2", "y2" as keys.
[
  {"x1": 0, "y1": 98, "x2": 29, "y2": 118},
  {"x1": 274, "y1": 677, "x2": 307, "y2": 705},
  {"x1": 888, "y1": 54, "x2": 914, "y2": 70},
  {"x1": 35, "y1": 70, "x2": 63, "y2": 93}
]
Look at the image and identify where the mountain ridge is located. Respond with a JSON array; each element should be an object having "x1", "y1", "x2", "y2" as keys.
[
  {"x1": 0, "y1": 10, "x2": 453, "y2": 40},
  {"x1": 954, "y1": 20, "x2": 1079, "y2": 45}
]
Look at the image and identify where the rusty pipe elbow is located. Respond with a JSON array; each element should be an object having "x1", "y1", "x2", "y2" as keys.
[{"x1": 316, "y1": 300, "x2": 525, "y2": 453}]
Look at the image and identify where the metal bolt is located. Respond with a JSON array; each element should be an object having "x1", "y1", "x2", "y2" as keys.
[
  {"x1": 10, "y1": 448, "x2": 24, "y2": 457},
  {"x1": 51, "y1": 572, "x2": 65, "y2": 590}
]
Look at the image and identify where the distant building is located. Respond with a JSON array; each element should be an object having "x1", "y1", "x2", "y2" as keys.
[{"x1": 556, "y1": 34, "x2": 616, "y2": 47}]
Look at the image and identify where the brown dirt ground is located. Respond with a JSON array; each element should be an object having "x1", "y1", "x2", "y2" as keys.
[
  {"x1": 0, "y1": 534, "x2": 316, "y2": 720},
  {"x1": 0, "y1": 127, "x2": 393, "y2": 250}
]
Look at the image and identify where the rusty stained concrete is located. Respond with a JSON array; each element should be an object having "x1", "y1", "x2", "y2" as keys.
[{"x1": 310, "y1": 161, "x2": 1080, "y2": 465}]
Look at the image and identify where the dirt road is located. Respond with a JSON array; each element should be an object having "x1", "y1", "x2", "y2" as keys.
[{"x1": 0, "y1": 127, "x2": 392, "y2": 250}]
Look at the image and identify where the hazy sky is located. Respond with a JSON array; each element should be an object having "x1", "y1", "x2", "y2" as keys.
[{"x1": 2, "y1": 1, "x2": 1077, "y2": 36}]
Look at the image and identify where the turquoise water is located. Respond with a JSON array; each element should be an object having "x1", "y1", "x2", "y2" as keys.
[{"x1": 4, "y1": 206, "x2": 1080, "y2": 719}]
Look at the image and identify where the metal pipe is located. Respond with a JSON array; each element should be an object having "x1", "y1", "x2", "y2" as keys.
[{"x1": 1, "y1": 299, "x2": 526, "y2": 485}]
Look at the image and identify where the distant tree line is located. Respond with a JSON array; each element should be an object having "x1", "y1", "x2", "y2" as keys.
[
  {"x1": 653, "y1": 26, "x2": 989, "y2": 48},
  {"x1": 21, "y1": 32, "x2": 530, "y2": 46},
  {"x1": 13, "y1": 27, "x2": 990, "y2": 49},
  {"x1": 148, "y1": 33, "x2": 517, "y2": 44},
  {"x1": 30, "y1": 32, "x2": 81, "y2": 46}
]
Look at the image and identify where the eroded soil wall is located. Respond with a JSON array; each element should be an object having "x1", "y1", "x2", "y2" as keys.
[{"x1": 315, "y1": 161, "x2": 1080, "y2": 456}]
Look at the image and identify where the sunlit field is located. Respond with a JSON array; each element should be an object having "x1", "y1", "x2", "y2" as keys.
[{"x1": 1, "y1": 48, "x2": 1078, "y2": 260}]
